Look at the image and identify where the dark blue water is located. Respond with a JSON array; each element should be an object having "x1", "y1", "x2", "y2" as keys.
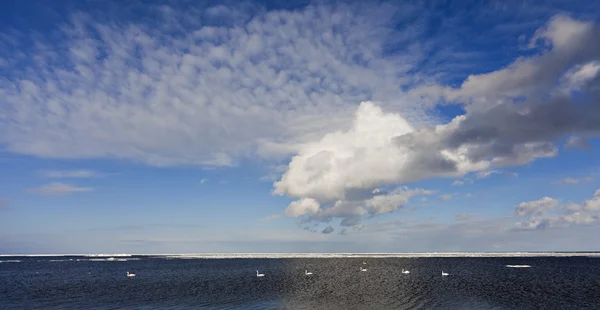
[{"x1": 1, "y1": 255, "x2": 599, "y2": 309}]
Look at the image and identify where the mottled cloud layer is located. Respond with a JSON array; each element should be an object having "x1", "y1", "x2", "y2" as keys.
[{"x1": 0, "y1": 2, "x2": 433, "y2": 167}]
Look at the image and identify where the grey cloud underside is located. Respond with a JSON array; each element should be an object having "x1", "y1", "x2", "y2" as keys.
[
  {"x1": 395, "y1": 94, "x2": 600, "y2": 174},
  {"x1": 390, "y1": 16, "x2": 600, "y2": 179},
  {"x1": 321, "y1": 226, "x2": 334, "y2": 234}
]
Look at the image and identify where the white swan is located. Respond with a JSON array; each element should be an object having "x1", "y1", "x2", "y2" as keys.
[
  {"x1": 441, "y1": 271, "x2": 449, "y2": 276},
  {"x1": 305, "y1": 270, "x2": 313, "y2": 275},
  {"x1": 256, "y1": 270, "x2": 264, "y2": 277},
  {"x1": 363, "y1": 261, "x2": 366, "y2": 265},
  {"x1": 126, "y1": 271, "x2": 136, "y2": 277},
  {"x1": 360, "y1": 266, "x2": 367, "y2": 272},
  {"x1": 402, "y1": 268, "x2": 410, "y2": 274}
]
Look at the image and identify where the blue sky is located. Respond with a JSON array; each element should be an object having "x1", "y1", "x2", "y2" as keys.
[{"x1": 1, "y1": 0, "x2": 600, "y2": 254}]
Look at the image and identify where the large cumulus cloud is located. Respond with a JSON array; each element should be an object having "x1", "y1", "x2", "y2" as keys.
[{"x1": 274, "y1": 14, "x2": 600, "y2": 228}]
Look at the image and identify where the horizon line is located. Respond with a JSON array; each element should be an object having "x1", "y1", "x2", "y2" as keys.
[{"x1": 3, "y1": 251, "x2": 600, "y2": 257}]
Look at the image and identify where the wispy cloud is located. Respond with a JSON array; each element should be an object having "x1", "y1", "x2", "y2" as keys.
[
  {"x1": 451, "y1": 178, "x2": 474, "y2": 186},
  {"x1": 476, "y1": 170, "x2": 518, "y2": 179},
  {"x1": 565, "y1": 136, "x2": 592, "y2": 150},
  {"x1": 451, "y1": 180, "x2": 465, "y2": 186},
  {"x1": 40, "y1": 170, "x2": 97, "y2": 178},
  {"x1": 27, "y1": 182, "x2": 94, "y2": 196},
  {"x1": 200, "y1": 178, "x2": 208, "y2": 184},
  {"x1": 260, "y1": 214, "x2": 282, "y2": 222},
  {"x1": 556, "y1": 176, "x2": 593, "y2": 185}
]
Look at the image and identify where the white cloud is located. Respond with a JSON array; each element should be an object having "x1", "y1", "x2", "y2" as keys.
[
  {"x1": 363, "y1": 188, "x2": 433, "y2": 216},
  {"x1": 0, "y1": 3, "x2": 433, "y2": 167},
  {"x1": 41, "y1": 170, "x2": 96, "y2": 178},
  {"x1": 200, "y1": 178, "x2": 208, "y2": 184},
  {"x1": 274, "y1": 101, "x2": 485, "y2": 204},
  {"x1": 285, "y1": 198, "x2": 320, "y2": 218},
  {"x1": 464, "y1": 193, "x2": 473, "y2": 198},
  {"x1": 561, "y1": 61, "x2": 600, "y2": 91},
  {"x1": 274, "y1": 102, "x2": 425, "y2": 202},
  {"x1": 476, "y1": 170, "x2": 501, "y2": 179},
  {"x1": 515, "y1": 197, "x2": 560, "y2": 217},
  {"x1": 451, "y1": 178, "x2": 474, "y2": 186},
  {"x1": 27, "y1": 182, "x2": 94, "y2": 196},
  {"x1": 515, "y1": 190, "x2": 600, "y2": 229},
  {"x1": 476, "y1": 170, "x2": 518, "y2": 179},
  {"x1": 284, "y1": 185, "x2": 431, "y2": 228}
]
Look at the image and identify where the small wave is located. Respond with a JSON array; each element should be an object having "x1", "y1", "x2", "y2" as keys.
[
  {"x1": 506, "y1": 265, "x2": 531, "y2": 268},
  {"x1": 0, "y1": 260, "x2": 21, "y2": 263}
]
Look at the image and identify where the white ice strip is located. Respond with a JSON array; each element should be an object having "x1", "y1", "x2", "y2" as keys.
[
  {"x1": 157, "y1": 252, "x2": 600, "y2": 259},
  {"x1": 2, "y1": 252, "x2": 600, "y2": 258}
]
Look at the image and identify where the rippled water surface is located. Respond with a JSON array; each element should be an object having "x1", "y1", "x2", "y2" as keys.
[{"x1": 1, "y1": 256, "x2": 600, "y2": 309}]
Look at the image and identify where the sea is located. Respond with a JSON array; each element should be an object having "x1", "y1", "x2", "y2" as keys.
[{"x1": 1, "y1": 254, "x2": 600, "y2": 309}]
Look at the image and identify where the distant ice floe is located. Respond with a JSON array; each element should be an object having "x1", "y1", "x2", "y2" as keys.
[
  {"x1": 0, "y1": 253, "x2": 132, "y2": 257},
  {"x1": 2, "y1": 252, "x2": 600, "y2": 259},
  {"x1": 506, "y1": 265, "x2": 532, "y2": 268},
  {"x1": 0, "y1": 260, "x2": 21, "y2": 263},
  {"x1": 84, "y1": 254, "x2": 131, "y2": 257}
]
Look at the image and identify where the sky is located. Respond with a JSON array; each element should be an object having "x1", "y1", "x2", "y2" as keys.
[{"x1": 1, "y1": 0, "x2": 600, "y2": 254}]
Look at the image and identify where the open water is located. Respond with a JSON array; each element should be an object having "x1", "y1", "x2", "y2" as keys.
[{"x1": 1, "y1": 255, "x2": 600, "y2": 309}]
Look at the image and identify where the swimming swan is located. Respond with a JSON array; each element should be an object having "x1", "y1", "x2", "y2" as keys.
[
  {"x1": 256, "y1": 270, "x2": 264, "y2": 277},
  {"x1": 126, "y1": 271, "x2": 136, "y2": 277},
  {"x1": 305, "y1": 270, "x2": 313, "y2": 275},
  {"x1": 402, "y1": 269, "x2": 410, "y2": 274},
  {"x1": 441, "y1": 271, "x2": 449, "y2": 276}
]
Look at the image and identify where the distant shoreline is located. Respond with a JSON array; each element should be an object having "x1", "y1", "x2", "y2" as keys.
[{"x1": 2, "y1": 252, "x2": 600, "y2": 258}]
